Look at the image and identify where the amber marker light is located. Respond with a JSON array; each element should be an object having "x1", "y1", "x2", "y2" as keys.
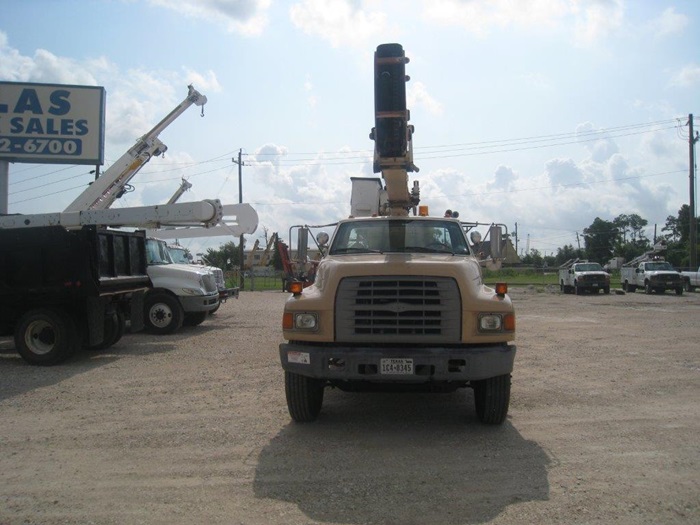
[
  {"x1": 495, "y1": 282, "x2": 508, "y2": 296},
  {"x1": 504, "y1": 313, "x2": 516, "y2": 331},
  {"x1": 418, "y1": 205, "x2": 429, "y2": 216},
  {"x1": 288, "y1": 281, "x2": 304, "y2": 295},
  {"x1": 283, "y1": 313, "x2": 294, "y2": 330}
]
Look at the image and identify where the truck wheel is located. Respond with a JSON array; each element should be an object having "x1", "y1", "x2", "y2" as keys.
[
  {"x1": 144, "y1": 292, "x2": 184, "y2": 335},
  {"x1": 628, "y1": 284, "x2": 637, "y2": 293},
  {"x1": 622, "y1": 281, "x2": 628, "y2": 292},
  {"x1": 645, "y1": 282, "x2": 653, "y2": 294},
  {"x1": 14, "y1": 308, "x2": 78, "y2": 366},
  {"x1": 90, "y1": 310, "x2": 126, "y2": 350},
  {"x1": 473, "y1": 374, "x2": 511, "y2": 424},
  {"x1": 183, "y1": 311, "x2": 207, "y2": 326},
  {"x1": 285, "y1": 371, "x2": 324, "y2": 422},
  {"x1": 684, "y1": 282, "x2": 695, "y2": 292},
  {"x1": 676, "y1": 287, "x2": 684, "y2": 296},
  {"x1": 575, "y1": 282, "x2": 582, "y2": 295},
  {"x1": 603, "y1": 287, "x2": 610, "y2": 294}
]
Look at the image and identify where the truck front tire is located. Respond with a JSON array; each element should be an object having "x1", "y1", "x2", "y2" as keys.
[
  {"x1": 183, "y1": 311, "x2": 207, "y2": 326},
  {"x1": 15, "y1": 308, "x2": 78, "y2": 366},
  {"x1": 144, "y1": 292, "x2": 184, "y2": 335},
  {"x1": 89, "y1": 310, "x2": 126, "y2": 350},
  {"x1": 285, "y1": 371, "x2": 324, "y2": 422},
  {"x1": 472, "y1": 374, "x2": 511, "y2": 425}
]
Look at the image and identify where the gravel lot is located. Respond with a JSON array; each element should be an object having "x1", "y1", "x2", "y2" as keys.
[{"x1": 1, "y1": 287, "x2": 699, "y2": 525}]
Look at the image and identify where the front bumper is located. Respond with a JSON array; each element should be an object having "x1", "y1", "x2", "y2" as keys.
[
  {"x1": 279, "y1": 342, "x2": 516, "y2": 382},
  {"x1": 219, "y1": 287, "x2": 239, "y2": 300},
  {"x1": 179, "y1": 292, "x2": 220, "y2": 313}
]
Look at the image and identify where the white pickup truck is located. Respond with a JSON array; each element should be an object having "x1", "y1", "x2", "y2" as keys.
[
  {"x1": 621, "y1": 260, "x2": 684, "y2": 295},
  {"x1": 559, "y1": 261, "x2": 610, "y2": 295},
  {"x1": 681, "y1": 267, "x2": 700, "y2": 292}
]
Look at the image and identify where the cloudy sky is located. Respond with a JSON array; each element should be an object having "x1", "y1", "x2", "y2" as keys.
[{"x1": 1, "y1": 0, "x2": 698, "y2": 256}]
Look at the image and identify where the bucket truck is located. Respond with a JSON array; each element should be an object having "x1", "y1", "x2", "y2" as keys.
[
  {"x1": 2, "y1": 85, "x2": 258, "y2": 338},
  {"x1": 278, "y1": 44, "x2": 516, "y2": 425}
]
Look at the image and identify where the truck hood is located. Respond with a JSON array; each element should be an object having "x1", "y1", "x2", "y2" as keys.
[
  {"x1": 575, "y1": 271, "x2": 609, "y2": 277},
  {"x1": 314, "y1": 253, "x2": 486, "y2": 295},
  {"x1": 643, "y1": 270, "x2": 681, "y2": 277},
  {"x1": 147, "y1": 263, "x2": 210, "y2": 281}
]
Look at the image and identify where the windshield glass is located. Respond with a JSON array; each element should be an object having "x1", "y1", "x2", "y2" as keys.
[
  {"x1": 329, "y1": 219, "x2": 470, "y2": 255},
  {"x1": 645, "y1": 262, "x2": 674, "y2": 271},
  {"x1": 575, "y1": 263, "x2": 603, "y2": 272},
  {"x1": 168, "y1": 247, "x2": 190, "y2": 264},
  {"x1": 146, "y1": 239, "x2": 173, "y2": 265}
]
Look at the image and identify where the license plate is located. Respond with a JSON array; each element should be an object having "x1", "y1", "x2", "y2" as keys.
[
  {"x1": 380, "y1": 358, "x2": 413, "y2": 375},
  {"x1": 592, "y1": 283, "x2": 599, "y2": 287}
]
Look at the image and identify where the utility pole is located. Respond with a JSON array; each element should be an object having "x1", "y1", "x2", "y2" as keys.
[
  {"x1": 688, "y1": 114, "x2": 698, "y2": 270},
  {"x1": 513, "y1": 222, "x2": 519, "y2": 254},
  {"x1": 232, "y1": 148, "x2": 245, "y2": 289}
]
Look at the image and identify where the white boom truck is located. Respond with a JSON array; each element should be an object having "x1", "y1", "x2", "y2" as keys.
[
  {"x1": 279, "y1": 44, "x2": 516, "y2": 425},
  {"x1": 558, "y1": 258, "x2": 611, "y2": 295},
  {"x1": 1, "y1": 85, "x2": 258, "y2": 335},
  {"x1": 620, "y1": 245, "x2": 684, "y2": 295},
  {"x1": 63, "y1": 85, "x2": 257, "y2": 332}
]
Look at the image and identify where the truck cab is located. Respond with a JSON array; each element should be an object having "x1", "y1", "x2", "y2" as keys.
[
  {"x1": 621, "y1": 260, "x2": 684, "y2": 295},
  {"x1": 559, "y1": 260, "x2": 610, "y2": 295},
  {"x1": 166, "y1": 243, "x2": 238, "y2": 305},
  {"x1": 144, "y1": 237, "x2": 219, "y2": 333},
  {"x1": 280, "y1": 215, "x2": 515, "y2": 424}
]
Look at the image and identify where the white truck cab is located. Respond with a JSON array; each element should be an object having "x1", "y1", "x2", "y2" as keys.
[{"x1": 145, "y1": 237, "x2": 219, "y2": 333}]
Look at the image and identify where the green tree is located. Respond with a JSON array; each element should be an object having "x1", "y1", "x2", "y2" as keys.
[
  {"x1": 583, "y1": 217, "x2": 618, "y2": 263},
  {"x1": 204, "y1": 240, "x2": 242, "y2": 270},
  {"x1": 554, "y1": 244, "x2": 579, "y2": 267},
  {"x1": 521, "y1": 248, "x2": 544, "y2": 267}
]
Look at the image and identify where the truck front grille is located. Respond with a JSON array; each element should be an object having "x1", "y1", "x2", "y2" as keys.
[
  {"x1": 335, "y1": 276, "x2": 461, "y2": 343},
  {"x1": 202, "y1": 274, "x2": 218, "y2": 293}
]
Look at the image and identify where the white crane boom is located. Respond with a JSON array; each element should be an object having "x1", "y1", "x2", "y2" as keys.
[{"x1": 64, "y1": 85, "x2": 207, "y2": 213}]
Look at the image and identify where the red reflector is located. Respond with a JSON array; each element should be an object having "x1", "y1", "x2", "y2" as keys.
[
  {"x1": 504, "y1": 313, "x2": 515, "y2": 331},
  {"x1": 283, "y1": 313, "x2": 293, "y2": 330}
]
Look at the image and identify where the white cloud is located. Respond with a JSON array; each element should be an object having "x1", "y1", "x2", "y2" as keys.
[
  {"x1": 289, "y1": 0, "x2": 387, "y2": 48},
  {"x1": 147, "y1": 0, "x2": 271, "y2": 35},
  {"x1": 422, "y1": 0, "x2": 623, "y2": 45},
  {"x1": 407, "y1": 81, "x2": 443, "y2": 116},
  {"x1": 669, "y1": 63, "x2": 700, "y2": 88},
  {"x1": 650, "y1": 7, "x2": 689, "y2": 39},
  {"x1": 0, "y1": 33, "x2": 219, "y2": 147}
]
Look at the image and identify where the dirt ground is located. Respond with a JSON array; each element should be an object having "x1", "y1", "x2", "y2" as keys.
[{"x1": 0, "y1": 286, "x2": 699, "y2": 525}]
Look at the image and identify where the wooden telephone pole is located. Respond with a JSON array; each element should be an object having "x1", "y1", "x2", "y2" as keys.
[
  {"x1": 233, "y1": 148, "x2": 246, "y2": 289},
  {"x1": 689, "y1": 115, "x2": 698, "y2": 270}
]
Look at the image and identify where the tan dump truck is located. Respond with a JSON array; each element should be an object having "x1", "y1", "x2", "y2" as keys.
[{"x1": 278, "y1": 43, "x2": 516, "y2": 425}]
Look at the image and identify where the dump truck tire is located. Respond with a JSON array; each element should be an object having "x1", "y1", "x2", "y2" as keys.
[
  {"x1": 285, "y1": 371, "x2": 324, "y2": 422},
  {"x1": 473, "y1": 374, "x2": 511, "y2": 425}
]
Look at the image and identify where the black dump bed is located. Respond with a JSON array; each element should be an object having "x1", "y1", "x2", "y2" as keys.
[{"x1": 0, "y1": 225, "x2": 150, "y2": 303}]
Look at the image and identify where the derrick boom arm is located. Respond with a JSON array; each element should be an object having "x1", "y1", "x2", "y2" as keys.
[{"x1": 64, "y1": 85, "x2": 207, "y2": 212}]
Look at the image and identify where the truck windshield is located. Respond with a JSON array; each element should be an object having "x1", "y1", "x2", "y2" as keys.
[
  {"x1": 168, "y1": 247, "x2": 190, "y2": 264},
  {"x1": 329, "y1": 219, "x2": 470, "y2": 255},
  {"x1": 645, "y1": 262, "x2": 675, "y2": 271},
  {"x1": 574, "y1": 263, "x2": 603, "y2": 272},
  {"x1": 146, "y1": 239, "x2": 173, "y2": 265}
]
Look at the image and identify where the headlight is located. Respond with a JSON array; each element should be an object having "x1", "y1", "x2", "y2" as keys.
[
  {"x1": 479, "y1": 314, "x2": 502, "y2": 331},
  {"x1": 283, "y1": 312, "x2": 318, "y2": 331},
  {"x1": 478, "y1": 313, "x2": 515, "y2": 332},
  {"x1": 181, "y1": 287, "x2": 203, "y2": 296}
]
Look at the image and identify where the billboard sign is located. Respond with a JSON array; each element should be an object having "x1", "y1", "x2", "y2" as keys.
[{"x1": 0, "y1": 81, "x2": 105, "y2": 165}]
